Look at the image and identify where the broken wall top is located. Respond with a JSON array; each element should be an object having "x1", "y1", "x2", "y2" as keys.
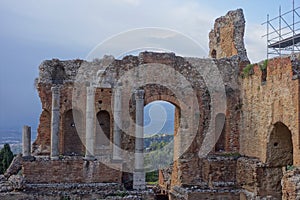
[{"x1": 209, "y1": 9, "x2": 249, "y2": 63}]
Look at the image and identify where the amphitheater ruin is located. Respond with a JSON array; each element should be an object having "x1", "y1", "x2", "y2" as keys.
[{"x1": 0, "y1": 8, "x2": 299, "y2": 200}]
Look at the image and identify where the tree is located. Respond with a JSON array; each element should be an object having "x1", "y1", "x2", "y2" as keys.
[{"x1": 0, "y1": 144, "x2": 14, "y2": 174}]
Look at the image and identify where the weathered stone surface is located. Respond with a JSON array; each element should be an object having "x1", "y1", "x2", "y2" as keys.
[
  {"x1": 8, "y1": 175, "x2": 25, "y2": 190},
  {"x1": 0, "y1": 182, "x2": 155, "y2": 199},
  {"x1": 0, "y1": 175, "x2": 13, "y2": 193},
  {"x1": 22, "y1": 156, "x2": 123, "y2": 184},
  {"x1": 209, "y1": 9, "x2": 249, "y2": 65},
  {"x1": 282, "y1": 168, "x2": 300, "y2": 200},
  {"x1": 241, "y1": 56, "x2": 300, "y2": 166},
  {"x1": 4, "y1": 154, "x2": 23, "y2": 178}
]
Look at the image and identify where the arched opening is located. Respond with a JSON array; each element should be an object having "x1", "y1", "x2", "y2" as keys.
[
  {"x1": 63, "y1": 109, "x2": 84, "y2": 156},
  {"x1": 211, "y1": 49, "x2": 217, "y2": 59},
  {"x1": 264, "y1": 122, "x2": 293, "y2": 197},
  {"x1": 144, "y1": 100, "x2": 176, "y2": 186},
  {"x1": 95, "y1": 110, "x2": 111, "y2": 155},
  {"x1": 215, "y1": 113, "x2": 226, "y2": 152},
  {"x1": 267, "y1": 122, "x2": 293, "y2": 167}
]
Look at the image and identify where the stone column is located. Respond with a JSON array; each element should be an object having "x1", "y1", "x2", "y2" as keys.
[
  {"x1": 85, "y1": 86, "x2": 95, "y2": 160},
  {"x1": 51, "y1": 85, "x2": 60, "y2": 160},
  {"x1": 22, "y1": 125, "x2": 31, "y2": 157},
  {"x1": 133, "y1": 89, "x2": 146, "y2": 190},
  {"x1": 113, "y1": 86, "x2": 122, "y2": 160}
]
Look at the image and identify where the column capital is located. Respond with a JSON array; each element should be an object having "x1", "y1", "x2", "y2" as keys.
[
  {"x1": 134, "y1": 89, "x2": 145, "y2": 100},
  {"x1": 51, "y1": 85, "x2": 61, "y2": 93},
  {"x1": 86, "y1": 86, "x2": 95, "y2": 96}
]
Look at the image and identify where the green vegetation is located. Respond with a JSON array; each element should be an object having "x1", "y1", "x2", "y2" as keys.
[
  {"x1": 0, "y1": 144, "x2": 14, "y2": 174},
  {"x1": 242, "y1": 64, "x2": 254, "y2": 78},
  {"x1": 144, "y1": 135, "x2": 174, "y2": 184},
  {"x1": 145, "y1": 140, "x2": 173, "y2": 170},
  {"x1": 146, "y1": 170, "x2": 159, "y2": 184},
  {"x1": 260, "y1": 59, "x2": 268, "y2": 71},
  {"x1": 287, "y1": 165, "x2": 295, "y2": 171}
]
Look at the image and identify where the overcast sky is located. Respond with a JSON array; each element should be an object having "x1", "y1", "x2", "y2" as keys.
[{"x1": 0, "y1": 0, "x2": 295, "y2": 131}]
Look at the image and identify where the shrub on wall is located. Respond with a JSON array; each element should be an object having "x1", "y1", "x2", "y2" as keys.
[{"x1": 242, "y1": 64, "x2": 254, "y2": 78}]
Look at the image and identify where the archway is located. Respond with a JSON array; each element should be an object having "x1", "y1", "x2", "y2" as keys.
[
  {"x1": 63, "y1": 109, "x2": 84, "y2": 156},
  {"x1": 95, "y1": 110, "x2": 111, "y2": 155},
  {"x1": 266, "y1": 122, "x2": 293, "y2": 167},
  {"x1": 264, "y1": 122, "x2": 293, "y2": 197},
  {"x1": 144, "y1": 100, "x2": 176, "y2": 186}
]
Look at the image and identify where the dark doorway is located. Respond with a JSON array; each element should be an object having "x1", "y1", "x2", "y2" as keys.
[
  {"x1": 63, "y1": 109, "x2": 84, "y2": 155},
  {"x1": 96, "y1": 110, "x2": 111, "y2": 147}
]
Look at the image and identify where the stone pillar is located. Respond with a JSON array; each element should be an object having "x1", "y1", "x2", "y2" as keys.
[
  {"x1": 85, "y1": 86, "x2": 95, "y2": 160},
  {"x1": 22, "y1": 125, "x2": 31, "y2": 157},
  {"x1": 133, "y1": 89, "x2": 146, "y2": 190},
  {"x1": 51, "y1": 85, "x2": 60, "y2": 160},
  {"x1": 113, "y1": 86, "x2": 122, "y2": 160}
]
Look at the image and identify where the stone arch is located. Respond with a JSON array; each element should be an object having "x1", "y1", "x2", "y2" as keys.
[
  {"x1": 266, "y1": 122, "x2": 293, "y2": 167},
  {"x1": 95, "y1": 110, "x2": 111, "y2": 148},
  {"x1": 144, "y1": 100, "x2": 176, "y2": 185},
  {"x1": 63, "y1": 109, "x2": 84, "y2": 155},
  {"x1": 32, "y1": 109, "x2": 51, "y2": 155}
]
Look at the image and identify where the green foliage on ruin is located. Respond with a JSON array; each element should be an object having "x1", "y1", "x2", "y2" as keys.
[
  {"x1": 287, "y1": 165, "x2": 295, "y2": 171},
  {"x1": 242, "y1": 64, "x2": 254, "y2": 78},
  {"x1": 0, "y1": 144, "x2": 14, "y2": 174},
  {"x1": 146, "y1": 170, "x2": 159, "y2": 184},
  {"x1": 260, "y1": 59, "x2": 268, "y2": 71}
]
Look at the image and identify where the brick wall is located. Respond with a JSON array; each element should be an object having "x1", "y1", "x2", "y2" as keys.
[
  {"x1": 241, "y1": 56, "x2": 300, "y2": 166},
  {"x1": 22, "y1": 157, "x2": 122, "y2": 184}
]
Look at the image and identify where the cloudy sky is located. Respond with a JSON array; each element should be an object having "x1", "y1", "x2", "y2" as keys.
[{"x1": 0, "y1": 0, "x2": 295, "y2": 131}]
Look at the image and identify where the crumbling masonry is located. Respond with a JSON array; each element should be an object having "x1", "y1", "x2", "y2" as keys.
[{"x1": 1, "y1": 8, "x2": 300, "y2": 200}]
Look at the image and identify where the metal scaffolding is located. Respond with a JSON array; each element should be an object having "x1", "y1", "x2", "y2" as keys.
[{"x1": 262, "y1": 0, "x2": 300, "y2": 59}]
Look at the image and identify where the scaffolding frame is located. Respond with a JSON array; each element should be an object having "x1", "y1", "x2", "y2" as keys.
[{"x1": 262, "y1": 0, "x2": 300, "y2": 59}]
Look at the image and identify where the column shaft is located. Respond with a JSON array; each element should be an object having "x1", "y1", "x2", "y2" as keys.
[
  {"x1": 113, "y1": 87, "x2": 122, "y2": 160},
  {"x1": 51, "y1": 86, "x2": 60, "y2": 160},
  {"x1": 22, "y1": 125, "x2": 31, "y2": 157},
  {"x1": 133, "y1": 89, "x2": 146, "y2": 190},
  {"x1": 85, "y1": 86, "x2": 95, "y2": 160}
]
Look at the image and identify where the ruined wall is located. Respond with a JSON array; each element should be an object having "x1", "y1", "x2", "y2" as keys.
[
  {"x1": 22, "y1": 157, "x2": 122, "y2": 184},
  {"x1": 282, "y1": 168, "x2": 300, "y2": 200},
  {"x1": 237, "y1": 157, "x2": 284, "y2": 199},
  {"x1": 32, "y1": 51, "x2": 242, "y2": 188},
  {"x1": 240, "y1": 56, "x2": 300, "y2": 166},
  {"x1": 209, "y1": 9, "x2": 249, "y2": 66}
]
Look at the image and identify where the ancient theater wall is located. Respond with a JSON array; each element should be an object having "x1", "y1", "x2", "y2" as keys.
[{"x1": 241, "y1": 56, "x2": 300, "y2": 166}]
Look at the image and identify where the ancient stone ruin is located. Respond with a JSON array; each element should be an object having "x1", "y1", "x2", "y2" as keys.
[{"x1": 0, "y1": 8, "x2": 299, "y2": 200}]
